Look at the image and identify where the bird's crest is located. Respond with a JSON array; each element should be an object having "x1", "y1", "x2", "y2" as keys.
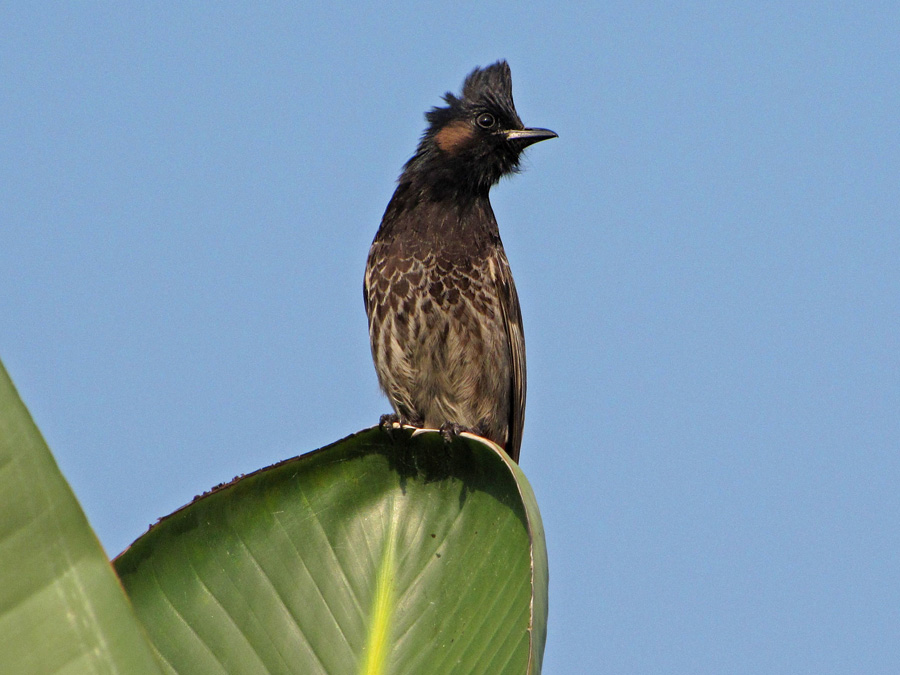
[
  {"x1": 426, "y1": 60, "x2": 521, "y2": 131},
  {"x1": 460, "y1": 60, "x2": 515, "y2": 111}
]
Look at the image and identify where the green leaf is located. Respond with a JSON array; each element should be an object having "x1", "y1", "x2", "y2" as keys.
[
  {"x1": 115, "y1": 427, "x2": 547, "y2": 674},
  {"x1": 0, "y1": 360, "x2": 163, "y2": 674}
]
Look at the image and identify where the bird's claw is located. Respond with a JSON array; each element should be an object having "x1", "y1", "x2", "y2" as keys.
[
  {"x1": 379, "y1": 413, "x2": 402, "y2": 439},
  {"x1": 379, "y1": 413, "x2": 426, "y2": 440},
  {"x1": 439, "y1": 421, "x2": 479, "y2": 444}
]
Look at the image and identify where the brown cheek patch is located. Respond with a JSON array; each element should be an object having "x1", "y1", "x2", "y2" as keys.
[{"x1": 435, "y1": 121, "x2": 474, "y2": 154}]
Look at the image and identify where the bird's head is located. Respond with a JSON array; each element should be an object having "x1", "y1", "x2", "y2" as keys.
[{"x1": 401, "y1": 61, "x2": 557, "y2": 198}]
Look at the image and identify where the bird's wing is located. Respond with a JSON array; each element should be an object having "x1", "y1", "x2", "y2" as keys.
[
  {"x1": 494, "y1": 251, "x2": 526, "y2": 462},
  {"x1": 363, "y1": 241, "x2": 383, "y2": 324}
]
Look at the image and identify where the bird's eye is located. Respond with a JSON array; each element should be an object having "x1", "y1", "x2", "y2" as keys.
[{"x1": 476, "y1": 112, "x2": 496, "y2": 129}]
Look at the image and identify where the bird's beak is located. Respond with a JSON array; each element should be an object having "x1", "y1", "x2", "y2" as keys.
[{"x1": 504, "y1": 127, "x2": 558, "y2": 147}]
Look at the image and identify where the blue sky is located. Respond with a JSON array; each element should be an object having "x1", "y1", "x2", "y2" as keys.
[{"x1": 2, "y1": 4, "x2": 899, "y2": 673}]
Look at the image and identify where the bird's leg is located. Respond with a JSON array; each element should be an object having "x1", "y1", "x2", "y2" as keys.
[
  {"x1": 379, "y1": 412, "x2": 425, "y2": 439},
  {"x1": 378, "y1": 413, "x2": 403, "y2": 439},
  {"x1": 379, "y1": 413, "x2": 402, "y2": 429},
  {"x1": 439, "y1": 421, "x2": 481, "y2": 444}
]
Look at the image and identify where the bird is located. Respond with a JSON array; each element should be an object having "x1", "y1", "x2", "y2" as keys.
[{"x1": 364, "y1": 60, "x2": 556, "y2": 463}]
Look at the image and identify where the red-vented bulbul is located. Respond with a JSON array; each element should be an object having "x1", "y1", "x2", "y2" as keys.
[{"x1": 364, "y1": 61, "x2": 556, "y2": 462}]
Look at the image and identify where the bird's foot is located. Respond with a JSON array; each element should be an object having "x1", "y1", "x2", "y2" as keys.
[
  {"x1": 379, "y1": 413, "x2": 425, "y2": 440},
  {"x1": 379, "y1": 413, "x2": 403, "y2": 439},
  {"x1": 379, "y1": 413, "x2": 401, "y2": 429},
  {"x1": 439, "y1": 421, "x2": 480, "y2": 445}
]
